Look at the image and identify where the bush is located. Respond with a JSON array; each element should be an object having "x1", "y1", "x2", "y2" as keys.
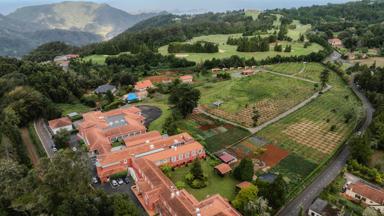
[
  {"x1": 110, "y1": 171, "x2": 128, "y2": 180},
  {"x1": 191, "y1": 179, "x2": 207, "y2": 189},
  {"x1": 175, "y1": 181, "x2": 186, "y2": 189}
]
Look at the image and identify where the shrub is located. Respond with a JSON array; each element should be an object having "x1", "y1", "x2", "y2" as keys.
[
  {"x1": 191, "y1": 179, "x2": 207, "y2": 189},
  {"x1": 175, "y1": 181, "x2": 186, "y2": 189},
  {"x1": 110, "y1": 171, "x2": 128, "y2": 180}
]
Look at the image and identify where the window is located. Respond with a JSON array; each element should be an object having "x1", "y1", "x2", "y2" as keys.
[
  {"x1": 171, "y1": 156, "x2": 176, "y2": 162},
  {"x1": 185, "y1": 152, "x2": 190, "y2": 158},
  {"x1": 198, "y1": 149, "x2": 203, "y2": 154},
  {"x1": 178, "y1": 154, "x2": 183, "y2": 160},
  {"x1": 191, "y1": 150, "x2": 196, "y2": 156}
]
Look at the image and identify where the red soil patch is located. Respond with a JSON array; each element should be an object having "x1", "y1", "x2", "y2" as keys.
[
  {"x1": 199, "y1": 125, "x2": 218, "y2": 131},
  {"x1": 258, "y1": 144, "x2": 289, "y2": 168},
  {"x1": 20, "y1": 128, "x2": 39, "y2": 166},
  {"x1": 147, "y1": 75, "x2": 174, "y2": 84}
]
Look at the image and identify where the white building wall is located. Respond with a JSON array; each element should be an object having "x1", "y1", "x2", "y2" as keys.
[{"x1": 51, "y1": 125, "x2": 73, "y2": 135}]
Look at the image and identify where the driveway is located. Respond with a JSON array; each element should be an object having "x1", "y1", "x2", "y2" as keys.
[
  {"x1": 95, "y1": 178, "x2": 147, "y2": 216},
  {"x1": 137, "y1": 105, "x2": 162, "y2": 127},
  {"x1": 34, "y1": 119, "x2": 55, "y2": 158}
]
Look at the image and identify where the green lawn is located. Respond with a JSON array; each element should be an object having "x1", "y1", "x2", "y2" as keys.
[
  {"x1": 168, "y1": 158, "x2": 239, "y2": 201},
  {"x1": 198, "y1": 72, "x2": 314, "y2": 113},
  {"x1": 158, "y1": 34, "x2": 323, "y2": 63},
  {"x1": 267, "y1": 62, "x2": 306, "y2": 75},
  {"x1": 56, "y1": 103, "x2": 92, "y2": 116},
  {"x1": 287, "y1": 20, "x2": 311, "y2": 41},
  {"x1": 83, "y1": 52, "x2": 131, "y2": 65}
]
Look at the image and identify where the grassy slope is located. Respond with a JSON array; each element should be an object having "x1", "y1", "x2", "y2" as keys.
[
  {"x1": 158, "y1": 34, "x2": 322, "y2": 63},
  {"x1": 56, "y1": 103, "x2": 92, "y2": 116},
  {"x1": 198, "y1": 72, "x2": 314, "y2": 113}
]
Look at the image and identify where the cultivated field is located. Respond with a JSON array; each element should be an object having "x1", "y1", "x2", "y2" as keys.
[
  {"x1": 225, "y1": 62, "x2": 362, "y2": 191},
  {"x1": 198, "y1": 72, "x2": 315, "y2": 127}
]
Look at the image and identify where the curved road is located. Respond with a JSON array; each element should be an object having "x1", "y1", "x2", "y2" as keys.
[{"x1": 276, "y1": 74, "x2": 374, "y2": 216}]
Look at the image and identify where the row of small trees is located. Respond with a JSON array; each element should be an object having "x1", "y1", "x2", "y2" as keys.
[{"x1": 168, "y1": 41, "x2": 219, "y2": 53}]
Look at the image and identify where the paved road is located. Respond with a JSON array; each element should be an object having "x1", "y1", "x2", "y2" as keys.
[
  {"x1": 276, "y1": 73, "x2": 374, "y2": 216},
  {"x1": 34, "y1": 119, "x2": 55, "y2": 158}
]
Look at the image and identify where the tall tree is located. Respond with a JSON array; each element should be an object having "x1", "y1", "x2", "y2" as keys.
[
  {"x1": 320, "y1": 69, "x2": 330, "y2": 90},
  {"x1": 169, "y1": 84, "x2": 201, "y2": 118},
  {"x1": 233, "y1": 158, "x2": 254, "y2": 181}
]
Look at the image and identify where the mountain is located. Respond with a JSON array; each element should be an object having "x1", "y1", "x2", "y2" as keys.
[
  {"x1": 0, "y1": 13, "x2": 101, "y2": 57},
  {"x1": 0, "y1": 1, "x2": 162, "y2": 57},
  {"x1": 7, "y1": 1, "x2": 161, "y2": 40}
]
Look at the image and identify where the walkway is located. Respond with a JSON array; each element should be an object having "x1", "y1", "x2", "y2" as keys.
[{"x1": 34, "y1": 119, "x2": 55, "y2": 159}]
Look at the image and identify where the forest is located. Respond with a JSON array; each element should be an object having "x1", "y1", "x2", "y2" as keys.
[
  {"x1": 168, "y1": 41, "x2": 219, "y2": 53},
  {"x1": 270, "y1": 0, "x2": 384, "y2": 50}
]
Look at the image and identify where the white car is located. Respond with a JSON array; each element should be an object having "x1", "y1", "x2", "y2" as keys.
[
  {"x1": 111, "y1": 180, "x2": 118, "y2": 187},
  {"x1": 92, "y1": 177, "x2": 98, "y2": 184},
  {"x1": 118, "y1": 178, "x2": 124, "y2": 185}
]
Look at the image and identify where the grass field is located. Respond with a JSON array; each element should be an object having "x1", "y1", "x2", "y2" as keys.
[
  {"x1": 56, "y1": 103, "x2": 93, "y2": 116},
  {"x1": 168, "y1": 158, "x2": 239, "y2": 201},
  {"x1": 198, "y1": 72, "x2": 315, "y2": 127},
  {"x1": 351, "y1": 57, "x2": 384, "y2": 67},
  {"x1": 158, "y1": 34, "x2": 322, "y2": 63},
  {"x1": 83, "y1": 52, "x2": 131, "y2": 65}
]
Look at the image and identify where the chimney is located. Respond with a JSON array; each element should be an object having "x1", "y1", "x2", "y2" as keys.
[
  {"x1": 176, "y1": 191, "x2": 180, "y2": 196},
  {"x1": 196, "y1": 208, "x2": 201, "y2": 216},
  {"x1": 171, "y1": 192, "x2": 175, "y2": 198}
]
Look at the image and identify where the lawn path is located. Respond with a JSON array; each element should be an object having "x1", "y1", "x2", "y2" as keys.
[
  {"x1": 20, "y1": 128, "x2": 39, "y2": 166},
  {"x1": 292, "y1": 63, "x2": 306, "y2": 76}
]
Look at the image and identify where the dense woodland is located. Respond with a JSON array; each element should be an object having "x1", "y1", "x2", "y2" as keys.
[
  {"x1": 270, "y1": 0, "x2": 384, "y2": 50},
  {"x1": 168, "y1": 41, "x2": 219, "y2": 53}
]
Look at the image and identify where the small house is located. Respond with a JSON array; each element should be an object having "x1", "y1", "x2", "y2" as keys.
[
  {"x1": 214, "y1": 163, "x2": 232, "y2": 176},
  {"x1": 95, "y1": 84, "x2": 116, "y2": 94},
  {"x1": 345, "y1": 180, "x2": 384, "y2": 213},
  {"x1": 328, "y1": 38, "x2": 342, "y2": 47},
  {"x1": 48, "y1": 117, "x2": 73, "y2": 135},
  {"x1": 241, "y1": 69, "x2": 255, "y2": 76},
  {"x1": 217, "y1": 151, "x2": 237, "y2": 164},
  {"x1": 180, "y1": 75, "x2": 193, "y2": 83},
  {"x1": 134, "y1": 80, "x2": 153, "y2": 92},
  {"x1": 211, "y1": 68, "x2": 221, "y2": 73},
  {"x1": 308, "y1": 198, "x2": 342, "y2": 216}
]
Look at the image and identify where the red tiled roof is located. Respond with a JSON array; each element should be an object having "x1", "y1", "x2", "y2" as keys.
[
  {"x1": 180, "y1": 75, "x2": 193, "y2": 80},
  {"x1": 133, "y1": 158, "x2": 241, "y2": 216},
  {"x1": 48, "y1": 117, "x2": 72, "y2": 129},
  {"x1": 135, "y1": 80, "x2": 153, "y2": 90},
  {"x1": 219, "y1": 152, "x2": 236, "y2": 163},
  {"x1": 349, "y1": 182, "x2": 384, "y2": 204},
  {"x1": 236, "y1": 181, "x2": 253, "y2": 189},
  {"x1": 242, "y1": 69, "x2": 254, "y2": 74},
  {"x1": 215, "y1": 163, "x2": 232, "y2": 175}
]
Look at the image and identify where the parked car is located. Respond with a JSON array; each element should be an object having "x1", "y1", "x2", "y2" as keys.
[
  {"x1": 92, "y1": 177, "x2": 98, "y2": 184},
  {"x1": 52, "y1": 147, "x2": 58, "y2": 153},
  {"x1": 118, "y1": 178, "x2": 124, "y2": 185},
  {"x1": 111, "y1": 180, "x2": 118, "y2": 188},
  {"x1": 124, "y1": 177, "x2": 130, "y2": 184}
]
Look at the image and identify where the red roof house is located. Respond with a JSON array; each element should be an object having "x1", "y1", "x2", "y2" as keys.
[
  {"x1": 48, "y1": 117, "x2": 73, "y2": 135},
  {"x1": 180, "y1": 75, "x2": 193, "y2": 83},
  {"x1": 214, "y1": 163, "x2": 232, "y2": 176}
]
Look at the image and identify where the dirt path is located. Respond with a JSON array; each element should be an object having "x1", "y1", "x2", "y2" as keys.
[{"x1": 20, "y1": 128, "x2": 39, "y2": 166}]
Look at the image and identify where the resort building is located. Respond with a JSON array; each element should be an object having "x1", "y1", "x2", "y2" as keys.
[
  {"x1": 131, "y1": 158, "x2": 241, "y2": 216},
  {"x1": 78, "y1": 107, "x2": 206, "y2": 183}
]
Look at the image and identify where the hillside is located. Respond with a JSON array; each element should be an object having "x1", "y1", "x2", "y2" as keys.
[{"x1": 7, "y1": 1, "x2": 161, "y2": 40}]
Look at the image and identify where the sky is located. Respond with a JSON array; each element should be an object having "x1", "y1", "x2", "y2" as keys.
[{"x1": 0, "y1": 0, "x2": 353, "y2": 15}]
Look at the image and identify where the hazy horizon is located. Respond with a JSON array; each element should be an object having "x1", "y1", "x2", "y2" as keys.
[{"x1": 0, "y1": 0, "x2": 354, "y2": 15}]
